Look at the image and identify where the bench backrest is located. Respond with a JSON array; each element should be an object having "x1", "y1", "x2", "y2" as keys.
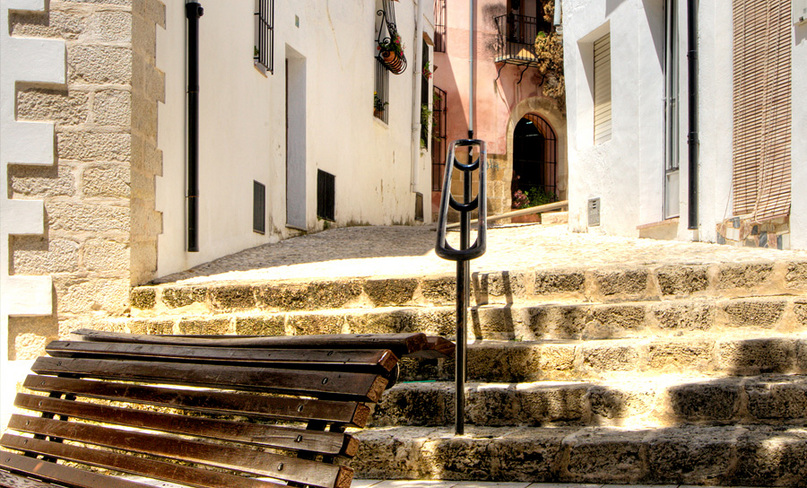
[{"x1": 0, "y1": 330, "x2": 452, "y2": 488}]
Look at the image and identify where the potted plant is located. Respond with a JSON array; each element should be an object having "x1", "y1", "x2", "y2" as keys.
[
  {"x1": 374, "y1": 91, "x2": 388, "y2": 118},
  {"x1": 377, "y1": 33, "x2": 406, "y2": 74},
  {"x1": 422, "y1": 61, "x2": 433, "y2": 80}
]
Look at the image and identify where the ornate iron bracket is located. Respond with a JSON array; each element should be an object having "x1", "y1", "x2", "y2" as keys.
[{"x1": 376, "y1": 0, "x2": 407, "y2": 75}]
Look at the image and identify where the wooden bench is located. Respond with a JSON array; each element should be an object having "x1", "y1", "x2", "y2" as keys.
[{"x1": 0, "y1": 329, "x2": 453, "y2": 488}]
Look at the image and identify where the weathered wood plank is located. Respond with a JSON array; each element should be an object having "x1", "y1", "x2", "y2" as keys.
[
  {"x1": 46, "y1": 341, "x2": 398, "y2": 373},
  {"x1": 5, "y1": 418, "x2": 349, "y2": 488},
  {"x1": 71, "y1": 329, "x2": 428, "y2": 357},
  {"x1": 0, "y1": 451, "x2": 150, "y2": 488},
  {"x1": 14, "y1": 394, "x2": 357, "y2": 457},
  {"x1": 32, "y1": 357, "x2": 388, "y2": 402},
  {"x1": 1, "y1": 434, "x2": 285, "y2": 488},
  {"x1": 23, "y1": 375, "x2": 371, "y2": 427}
]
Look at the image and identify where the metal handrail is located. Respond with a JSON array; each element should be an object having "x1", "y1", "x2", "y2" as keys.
[{"x1": 434, "y1": 139, "x2": 487, "y2": 436}]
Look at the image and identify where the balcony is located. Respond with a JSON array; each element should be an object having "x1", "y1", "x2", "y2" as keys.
[{"x1": 494, "y1": 14, "x2": 548, "y2": 67}]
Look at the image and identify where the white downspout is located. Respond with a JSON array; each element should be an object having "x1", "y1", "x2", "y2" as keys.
[{"x1": 410, "y1": 0, "x2": 425, "y2": 192}]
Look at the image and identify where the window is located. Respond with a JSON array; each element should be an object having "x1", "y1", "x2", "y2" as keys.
[
  {"x1": 431, "y1": 86, "x2": 447, "y2": 191},
  {"x1": 254, "y1": 0, "x2": 274, "y2": 74},
  {"x1": 374, "y1": 0, "x2": 390, "y2": 122},
  {"x1": 434, "y1": 0, "x2": 446, "y2": 52},
  {"x1": 593, "y1": 32, "x2": 612, "y2": 144},
  {"x1": 253, "y1": 181, "x2": 266, "y2": 234},
  {"x1": 420, "y1": 40, "x2": 431, "y2": 147},
  {"x1": 317, "y1": 170, "x2": 335, "y2": 221},
  {"x1": 374, "y1": 59, "x2": 389, "y2": 122}
]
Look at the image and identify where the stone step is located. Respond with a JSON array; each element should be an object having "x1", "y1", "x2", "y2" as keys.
[
  {"x1": 539, "y1": 211, "x2": 568, "y2": 225},
  {"x1": 349, "y1": 424, "x2": 806, "y2": 486},
  {"x1": 371, "y1": 374, "x2": 807, "y2": 428},
  {"x1": 400, "y1": 335, "x2": 807, "y2": 383},
  {"x1": 131, "y1": 260, "x2": 807, "y2": 313},
  {"x1": 121, "y1": 295, "x2": 807, "y2": 342}
]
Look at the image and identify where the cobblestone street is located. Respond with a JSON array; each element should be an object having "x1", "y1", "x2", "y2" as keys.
[{"x1": 155, "y1": 224, "x2": 807, "y2": 285}]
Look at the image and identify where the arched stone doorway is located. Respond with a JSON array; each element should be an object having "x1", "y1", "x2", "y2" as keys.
[{"x1": 511, "y1": 114, "x2": 557, "y2": 209}]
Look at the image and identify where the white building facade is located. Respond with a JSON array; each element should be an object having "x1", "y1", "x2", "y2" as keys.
[
  {"x1": 0, "y1": 0, "x2": 434, "y2": 425},
  {"x1": 562, "y1": 0, "x2": 807, "y2": 249},
  {"x1": 157, "y1": 0, "x2": 435, "y2": 276}
]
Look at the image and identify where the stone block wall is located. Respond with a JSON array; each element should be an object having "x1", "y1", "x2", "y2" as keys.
[
  {"x1": 7, "y1": 0, "x2": 164, "y2": 360},
  {"x1": 131, "y1": 0, "x2": 164, "y2": 286}
]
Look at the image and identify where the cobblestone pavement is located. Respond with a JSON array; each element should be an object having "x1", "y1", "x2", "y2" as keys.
[
  {"x1": 353, "y1": 482, "x2": 764, "y2": 488},
  {"x1": 155, "y1": 224, "x2": 807, "y2": 285}
]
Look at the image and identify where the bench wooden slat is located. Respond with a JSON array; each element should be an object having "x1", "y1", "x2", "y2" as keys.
[
  {"x1": 32, "y1": 357, "x2": 388, "y2": 402},
  {"x1": 1, "y1": 435, "x2": 285, "y2": 488},
  {"x1": 14, "y1": 394, "x2": 357, "y2": 457},
  {"x1": 6, "y1": 416, "x2": 352, "y2": 488},
  {"x1": 72, "y1": 329, "x2": 430, "y2": 357},
  {"x1": 23, "y1": 375, "x2": 372, "y2": 427},
  {"x1": 46, "y1": 341, "x2": 398, "y2": 373},
  {"x1": 0, "y1": 471, "x2": 57, "y2": 488},
  {"x1": 0, "y1": 450, "x2": 153, "y2": 488}
]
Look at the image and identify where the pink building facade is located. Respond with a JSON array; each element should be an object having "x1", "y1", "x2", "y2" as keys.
[{"x1": 430, "y1": 0, "x2": 566, "y2": 217}]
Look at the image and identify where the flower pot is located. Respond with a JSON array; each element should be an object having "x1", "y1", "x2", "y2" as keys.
[
  {"x1": 511, "y1": 214, "x2": 541, "y2": 224},
  {"x1": 379, "y1": 49, "x2": 406, "y2": 74}
]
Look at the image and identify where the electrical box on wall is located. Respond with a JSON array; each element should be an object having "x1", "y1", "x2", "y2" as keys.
[
  {"x1": 795, "y1": 0, "x2": 807, "y2": 24},
  {"x1": 588, "y1": 198, "x2": 601, "y2": 227}
]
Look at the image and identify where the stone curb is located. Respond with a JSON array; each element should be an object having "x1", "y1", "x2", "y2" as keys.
[
  {"x1": 371, "y1": 375, "x2": 807, "y2": 428},
  {"x1": 124, "y1": 295, "x2": 807, "y2": 342},
  {"x1": 349, "y1": 425, "x2": 807, "y2": 486},
  {"x1": 130, "y1": 261, "x2": 807, "y2": 313},
  {"x1": 401, "y1": 336, "x2": 807, "y2": 382}
]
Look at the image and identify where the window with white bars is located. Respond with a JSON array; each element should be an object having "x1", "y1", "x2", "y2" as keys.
[
  {"x1": 732, "y1": 0, "x2": 792, "y2": 221},
  {"x1": 254, "y1": 0, "x2": 274, "y2": 74},
  {"x1": 593, "y1": 32, "x2": 612, "y2": 145}
]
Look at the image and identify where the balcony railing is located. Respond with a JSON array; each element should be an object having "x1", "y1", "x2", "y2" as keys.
[{"x1": 494, "y1": 14, "x2": 546, "y2": 66}]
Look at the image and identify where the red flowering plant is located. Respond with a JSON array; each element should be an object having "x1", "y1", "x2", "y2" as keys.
[
  {"x1": 512, "y1": 190, "x2": 530, "y2": 209},
  {"x1": 378, "y1": 33, "x2": 404, "y2": 57},
  {"x1": 422, "y1": 61, "x2": 433, "y2": 80}
]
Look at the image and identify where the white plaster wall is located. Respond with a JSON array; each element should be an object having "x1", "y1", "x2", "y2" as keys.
[
  {"x1": 694, "y1": 1, "x2": 734, "y2": 243},
  {"x1": 563, "y1": 0, "x2": 665, "y2": 236},
  {"x1": 790, "y1": 21, "x2": 807, "y2": 248},
  {"x1": 563, "y1": 0, "x2": 743, "y2": 242},
  {"x1": 0, "y1": 0, "x2": 64, "y2": 426},
  {"x1": 156, "y1": 0, "x2": 432, "y2": 277}
]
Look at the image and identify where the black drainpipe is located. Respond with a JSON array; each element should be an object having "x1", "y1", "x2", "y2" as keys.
[
  {"x1": 686, "y1": 0, "x2": 698, "y2": 230},
  {"x1": 186, "y1": 2, "x2": 203, "y2": 252}
]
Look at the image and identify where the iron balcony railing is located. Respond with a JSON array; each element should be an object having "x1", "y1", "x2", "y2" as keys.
[{"x1": 494, "y1": 13, "x2": 544, "y2": 66}]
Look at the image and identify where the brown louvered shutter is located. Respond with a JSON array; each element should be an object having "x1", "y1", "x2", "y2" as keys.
[
  {"x1": 732, "y1": 0, "x2": 792, "y2": 221},
  {"x1": 594, "y1": 33, "x2": 612, "y2": 145}
]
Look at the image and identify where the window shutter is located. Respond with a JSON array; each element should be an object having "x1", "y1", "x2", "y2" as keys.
[
  {"x1": 593, "y1": 33, "x2": 612, "y2": 145},
  {"x1": 732, "y1": 0, "x2": 792, "y2": 221}
]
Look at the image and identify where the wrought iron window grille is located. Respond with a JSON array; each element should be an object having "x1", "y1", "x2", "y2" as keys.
[
  {"x1": 431, "y1": 86, "x2": 447, "y2": 191},
  {"x1": 376, "y1": 0, "x2": 407, "y2": 74},
  {"x1": 434, "y1": 0, "x2": 447, "y2": 52},
  {"x1": 254, "y1": 0, "x2": 274, "y2": 74}
]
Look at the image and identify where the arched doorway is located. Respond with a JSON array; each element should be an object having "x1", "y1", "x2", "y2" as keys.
[{"x1": 511, "y1": 114, "x2": 557, "y2": 208}]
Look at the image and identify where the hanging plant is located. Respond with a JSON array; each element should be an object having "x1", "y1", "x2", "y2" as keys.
[
  {"x1": 422, "y1": 61, "x2": 433, "y2": 80},
  {"x1": 377, "y1": 33, "x2": 407, "y2": 74}
]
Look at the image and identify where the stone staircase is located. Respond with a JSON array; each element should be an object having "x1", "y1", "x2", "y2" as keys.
[{"x1": 125, "y1": 259, "x2": 807, "y2": 487}]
